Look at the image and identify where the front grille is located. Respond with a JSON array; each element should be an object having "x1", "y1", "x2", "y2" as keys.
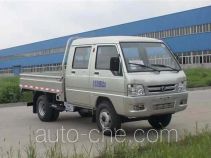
[
  {"x1": 147, "y1": 84, "x2": 176, "y2": 94},
  {"x1": 153, "y1": 103, "x2": 174, "y2": 110}
]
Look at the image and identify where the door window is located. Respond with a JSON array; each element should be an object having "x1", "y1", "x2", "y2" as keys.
[
  {"x1": 96, "y1": 46, "x2": 118, "y2": 70},
  {"x1": 72, "y1": 47, "x2": 91, "y2": 69}
]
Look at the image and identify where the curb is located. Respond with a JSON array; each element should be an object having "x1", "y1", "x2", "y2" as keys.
[
  {"x1": 0, "y1": 102, "x2": 26, "y2": 108},
  {"x1": 187, "y1": 86, "x2": 211, "y2": 91}
]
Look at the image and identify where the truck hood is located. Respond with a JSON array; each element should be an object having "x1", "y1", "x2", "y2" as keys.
[{"x1": 126, "y1": 71, "x2": 186, "y2": 86}]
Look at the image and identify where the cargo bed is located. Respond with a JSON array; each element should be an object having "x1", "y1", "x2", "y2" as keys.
[{"x1": 20, "y1": 72, "x2": 63, "y2": 94}]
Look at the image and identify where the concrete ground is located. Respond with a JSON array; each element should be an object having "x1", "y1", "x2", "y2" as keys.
[{"x1": 0, "y1": 89, "x2": 211, "y2": 157}]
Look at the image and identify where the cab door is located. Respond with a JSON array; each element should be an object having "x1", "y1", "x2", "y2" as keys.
[
  {"x1": 65, "y1": 46, "x2": 93, "y2": 107},
  {"x1": 89, "y1": 44, "x2": 125, "y2": 106}
]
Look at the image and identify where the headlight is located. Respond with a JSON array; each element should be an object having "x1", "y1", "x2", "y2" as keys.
[
  {"x1": 128, "y1": 84, "x2": 145, "y2": 97},
  {"x1": 178, "y1": 81, "x2": 187, "y2": 92}
]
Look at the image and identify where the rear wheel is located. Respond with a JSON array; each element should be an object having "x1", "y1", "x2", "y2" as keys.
[
  {"x1": 148, "y1": 114, "x2": 172, "y2": 129},
  {"x1": 51, "y1": 110, "x2": 60, "y2": 121},
  {"x1": 96, "y1": 101, "x2": 121, "y2": 136},
  {"x1": 36, "y1": 95, "x2": 59, "y2": 122}
]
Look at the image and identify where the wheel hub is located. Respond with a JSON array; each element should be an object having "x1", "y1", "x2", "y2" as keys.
[
  {"x1": 38, "y1": 101, "x2": 46, "y2": 117},
  {"x1": 99, "y1": 110, "x2": 111, "y2": 129}
]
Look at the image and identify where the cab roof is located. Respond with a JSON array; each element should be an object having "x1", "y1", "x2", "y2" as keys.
[{"x1": 72, "y1": 36, "x2": 162, "y2": 46}]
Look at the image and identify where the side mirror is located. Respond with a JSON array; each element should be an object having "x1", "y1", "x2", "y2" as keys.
[{"x1": 110, "y1": 57, "x2": 120, "y2": 71}]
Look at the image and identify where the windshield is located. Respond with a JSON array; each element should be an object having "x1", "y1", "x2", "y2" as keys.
[{"x1": 120, "y1": 42, "x2": 181, "y2": 72}]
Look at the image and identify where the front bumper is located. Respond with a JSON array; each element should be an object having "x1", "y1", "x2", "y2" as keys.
[{"x1": 123, "y1": 92, "x2": 188, "y2": 118}]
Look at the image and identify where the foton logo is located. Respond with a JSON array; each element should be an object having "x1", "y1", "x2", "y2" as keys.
[{"x1": 161, "y1": 86, "x2": 166, "y2": 92}]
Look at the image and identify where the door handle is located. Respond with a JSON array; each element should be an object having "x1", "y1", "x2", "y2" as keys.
[
  {"x1": 71, "y1": 71, "x2": 76, "y2": 74},
  {"x1": 94, "y1": 72, "x2": 99, "y2": 75}
]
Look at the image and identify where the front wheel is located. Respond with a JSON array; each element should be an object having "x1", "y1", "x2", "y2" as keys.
[
  {"x1": 36, "y1": 95, "x2": 59, "y2": 122},
  {"x1": 96, "y1": 101, "x2": 121, "y2": 136},
  {"x1": 148, "y1": 114, "x2": 172, "y2": 129}
]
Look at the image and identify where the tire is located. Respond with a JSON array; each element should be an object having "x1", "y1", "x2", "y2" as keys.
[
  {"x1": 36, "y1": 95, "x2": 59, "y2": 122},
  {"x1": 96, "y1": 101, "x2": 121, "y2": 136},
  {"x1": 148, "y1": 114, "x2": 172, "y2": 129},
  {"x1": 51, "y1": 111, "x2": 60, "y2": 121},
  {"x1": 78, "y1": 109, "x2": 92, "y2": 117}
]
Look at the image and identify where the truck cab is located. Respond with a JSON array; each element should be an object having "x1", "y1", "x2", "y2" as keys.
[{"x1": 20, "y1": 36, "x2": 188, "y2": 135}]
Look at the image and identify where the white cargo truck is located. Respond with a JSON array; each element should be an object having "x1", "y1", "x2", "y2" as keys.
[{"x1": 20, "y1": 36, "x2": 188, "y2": 135}]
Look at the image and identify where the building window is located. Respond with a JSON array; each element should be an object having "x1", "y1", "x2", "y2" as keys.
[
  {"x1": 0, "y1": 46, "x2": 65, "y2": 61},
  {"x1": 208, "y1": 23, "x2": 211, "y2": 32},
  {"x1": 139, "y1": 23, "x2": 211, "y2": 39}
]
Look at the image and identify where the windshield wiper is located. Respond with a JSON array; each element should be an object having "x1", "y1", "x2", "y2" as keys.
[
  {"x1": 128, "y1": 63, "x2": 160, "y2": 72},
  {"x1": 151, "y1": 64, "x2": 180, "y2": 72}
]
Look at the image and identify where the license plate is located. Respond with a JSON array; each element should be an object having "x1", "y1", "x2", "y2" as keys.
[{"x1": 153, "y1": 102, "x2": 174, "y2": 110}]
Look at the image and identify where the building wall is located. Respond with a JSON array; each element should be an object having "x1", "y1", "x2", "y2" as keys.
[{"x1": 0, "y1": 6, "x2": 211, "y2": 71}]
